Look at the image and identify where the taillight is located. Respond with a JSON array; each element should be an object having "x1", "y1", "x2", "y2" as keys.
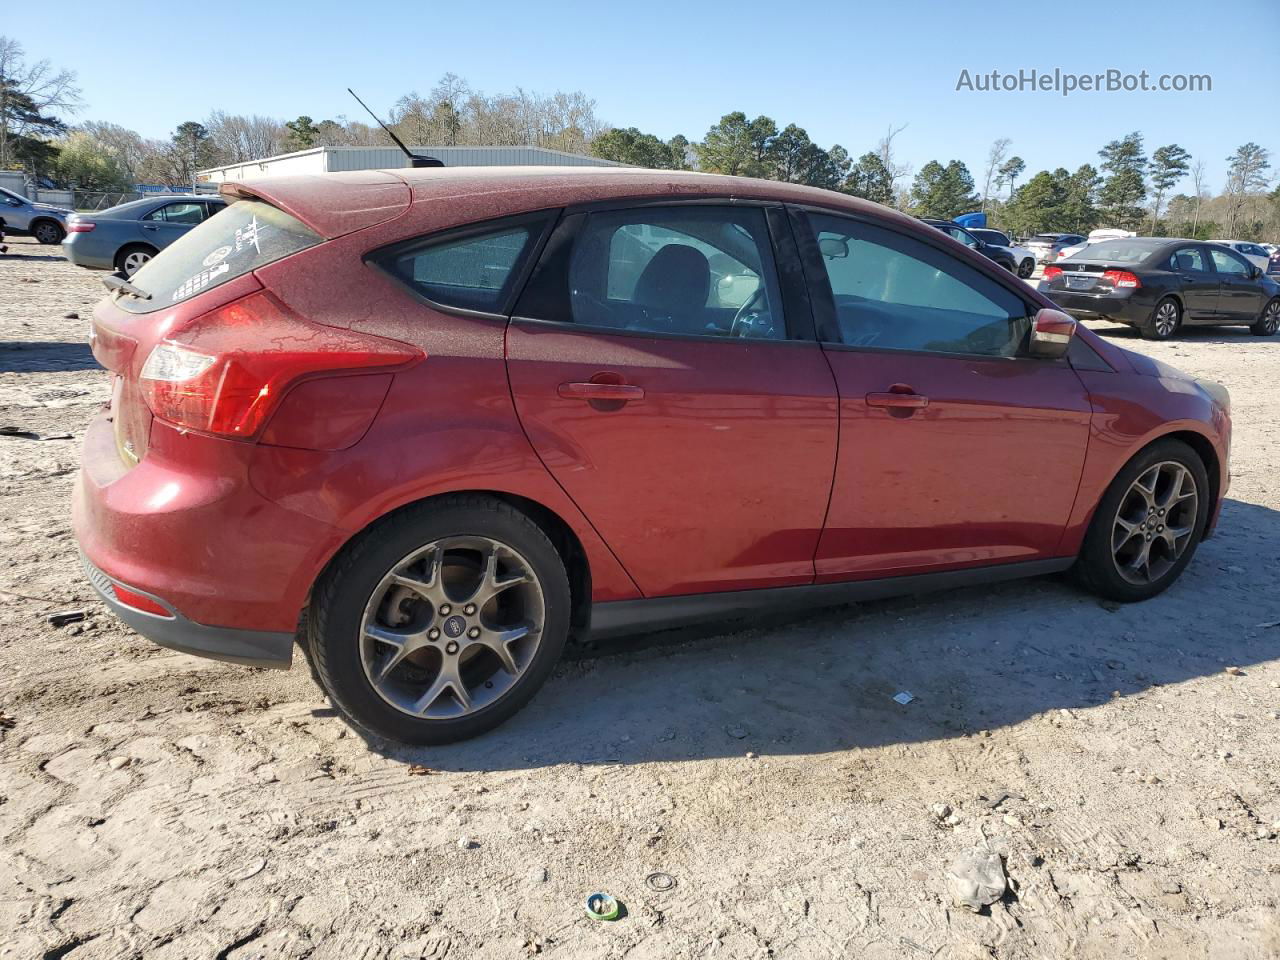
[
  {"x1": 1043, "y1": 266, "x2": 1063, "y2": 281},
  {"x1": 67, "y1": 222, "x2": 96, "y2": 233},
  {"x1": 1103, "y1": 270, "x2": 1141, "y2": 289},
  {"x1": 138, "y1": 290, "x2": 421, "y2": 439}
]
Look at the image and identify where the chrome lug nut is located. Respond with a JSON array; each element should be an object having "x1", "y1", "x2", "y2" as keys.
[
  {"x1": 445, "y1": 641, "x2": 459, "y2": 655},
  {"x1": 467, "y1": 626, "x2": 480, "y2": 639},
  {"x1": 428, "y1": 628, "x2": 441, "y2": 641},
  {"x1": 438, "y1": 604, "x2": 452, "y2": 616},
  {"x1": 464, "y1": 603, "x2": 477, "y2": 616}
]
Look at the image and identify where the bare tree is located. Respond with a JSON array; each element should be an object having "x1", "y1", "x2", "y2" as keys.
[
  {"x1": 1190, "y1": 158, "x2": 1207, "y2": 236},
  {"x1": 981, "y1": 137, "x2": 1012, "y2": 213},
  {"x1": 876, "y1": 123, "x2": 911, "y2": 207},
  {"x1": 205, "y1": 111, "x2": 285, "y2": 164},
  {"x1": 0, "y1": 35, "x2": 83, "y2": 168}
]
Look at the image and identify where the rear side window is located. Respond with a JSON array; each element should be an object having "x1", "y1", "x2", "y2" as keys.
[
  {"x1": 120, "y1": 199, "x2": 321, "y2": 314},
  {"x1": 143, "y1": 201, "x2": 205, "y2": 225},
  {"x1": 375, "y1": 213, "x2": 553, "y2": 315}
]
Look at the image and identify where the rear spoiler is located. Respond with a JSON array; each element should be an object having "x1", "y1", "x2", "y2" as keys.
[{"x1": 219, "y1": 171, "x2": 411, "y2": 240}]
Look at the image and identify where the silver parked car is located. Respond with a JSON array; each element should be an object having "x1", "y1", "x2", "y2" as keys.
[
  {"x1": 0, "y1": 186, "x2": 71, "y2": 244},
  {"x1": 1023, "y1": 232, "x2": 1087, "y2": 265},
  {"x1": 63, "y1": 195, "x2": 228, "y2": 276}
]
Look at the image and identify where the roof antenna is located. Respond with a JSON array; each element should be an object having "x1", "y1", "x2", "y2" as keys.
[{"x1": 347, "y1": 88, "x2": 444, "y2": 168}]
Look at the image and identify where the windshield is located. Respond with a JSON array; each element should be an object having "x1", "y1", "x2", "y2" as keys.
[
  {"x1": 118, "y1": 199, "x2": 321, "y2": 314},
  {"x1": 1074, "y1": 239, "x2": 1164, "y2": 263}
]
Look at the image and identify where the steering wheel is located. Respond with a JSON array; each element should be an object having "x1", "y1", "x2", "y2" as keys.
[{"x1": 729, "y1": 285, "x2": 770, "y2": 339}]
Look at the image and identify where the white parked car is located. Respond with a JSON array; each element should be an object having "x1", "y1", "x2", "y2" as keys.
[
  {"x1": 1057, "y1": 228, "x2": 1136, "y2": 262},
  {"x1": 1211, "y1": 240, "x2": 1271, "y2": 273},
  {"x1": 969, "y1": 228, "x2": 1036, "y2": 278}
]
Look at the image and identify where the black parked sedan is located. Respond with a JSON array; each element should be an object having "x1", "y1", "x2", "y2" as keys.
[
  {"x1": 919, "y1": 218, "x2": 1021, "y2": 274},
  {"x1": 1042, "y1": 237, "x2": 1280, "y2": 339}
]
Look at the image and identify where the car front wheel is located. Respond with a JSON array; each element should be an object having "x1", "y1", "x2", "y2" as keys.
[
  {"x1": 1017, "y1": 258, "x2": 1034, "y2": 279},
  {"x1": 308, "y1": 496, "x2": 571, "y2": 744},
  {"x1": 1074, "y1": 439, "x2": 1210, "y2": 603},
  {"x1": 1251, "y1": 298, "x2": 1280, "y2": 337}
]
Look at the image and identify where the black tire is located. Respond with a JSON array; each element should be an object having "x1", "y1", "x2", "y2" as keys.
[
  {"x1": 308, "y1": 495, "x2": 571, "y2": 745},
  {"x1": 997, "y1": 258, "x2": 1016, "y2": 273},
  {"x1": 1251, "y1": 298, "x2": 1280, "y2": 337},
  {"x1": 32, "y1": 219, "x2": 65, "y2": 244},
  {"x1": 115, "y1": 244, "x2": 157, "y2": 277},
  {"x1": 1074, "y1": 438, "x2": 1210, "y2": 603},
  {"x1": 1017, "y1": 258, "x2": 1035, "y2": 279},
  {"x1": 1140, "y1": 296, "x2": 1181, "y2": 340}
]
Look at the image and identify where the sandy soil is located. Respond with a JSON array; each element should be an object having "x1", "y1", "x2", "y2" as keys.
[{"x1": 1, "y1": 234, "x2": 1278, "y2": 959}]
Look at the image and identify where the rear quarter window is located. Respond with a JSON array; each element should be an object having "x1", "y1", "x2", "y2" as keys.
[
  {"x1": 372, "y1": 213, "x2": 554, "y2": 315},
  {"x1": 117, "y1": 199, "x2": 321, "y2": 314}
]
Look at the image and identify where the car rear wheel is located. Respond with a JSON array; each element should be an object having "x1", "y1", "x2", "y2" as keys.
[
  {"x1": 1251, "y1": 298, "x2": 1280, "y2": 337},
  {"x1": 1141, "y1": 297, "x2": 1181, "y2": 340},
  {"x1": 115, "y1": 244, "x2": 156, "y2": 277},
  {"x1": 1074, "y1": 439, "x2": 1209, "y2": 603},
  {"x1": 32, "y1": 220, "x2": 65, "y2": 245},
  {"x1": 308, "y1": 496, "x2": 571, "y2": 745}
]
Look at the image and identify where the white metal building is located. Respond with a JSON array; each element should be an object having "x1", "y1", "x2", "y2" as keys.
[{"x1": 199, "y1": 145, "x2": 623, "y2": 182}]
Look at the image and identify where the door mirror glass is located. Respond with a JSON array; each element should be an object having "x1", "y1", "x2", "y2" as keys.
[
  {"x1": 5, "y1": 197, "x2": 22, "y2": 207},
  {"x1": 1029, "y1": 308, "x2": 1077, "y2": 359},
  {"x1": 818, "y1": 236, "x2": 849, "y2": 259}
]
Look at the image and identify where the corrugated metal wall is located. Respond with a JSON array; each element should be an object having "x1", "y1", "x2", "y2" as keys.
[
  {"x1": 201, "y1": 145, "x2": 623, "y2": 181},
  {"x1": 323, "y1": 146, "x2": 621, "y2": 171}
]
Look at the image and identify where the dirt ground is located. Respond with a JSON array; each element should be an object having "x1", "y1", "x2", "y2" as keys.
[{"x1": 1, "y1": 234, "x2": 1278, "y2": 960}]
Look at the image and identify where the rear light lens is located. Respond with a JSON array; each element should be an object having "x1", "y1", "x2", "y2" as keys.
[
  {"x1": 111, "y1": 584, "x2": 171, "y2": 617},
  {"x1": 67, "y1": 222, "x2": 96, "y2": 233},
  {"x1": 1043, "y1": 266, "x2": 1063, "y2": 281},
  {"x1": 1103, "y1": 269, "x2": 1141, "y2": 289},
  {"x1": 139, "y1": 290, "x2": 421, "y2": 439}
]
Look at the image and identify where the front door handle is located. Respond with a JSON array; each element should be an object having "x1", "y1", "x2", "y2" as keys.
[
  {"x1": 142, "y1": 224, "x2": 158, "y2": 231},
  {"x1": 558, "y1": 381, "x2": 645, "y2": 402},
  {"x1": 866, "y1": 385, "x2": 928, "y2": 409}
]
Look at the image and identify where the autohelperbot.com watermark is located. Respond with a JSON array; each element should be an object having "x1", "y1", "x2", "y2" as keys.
[{"x1": 955, "y1": 68, "x2": 1212, "y2": 96}]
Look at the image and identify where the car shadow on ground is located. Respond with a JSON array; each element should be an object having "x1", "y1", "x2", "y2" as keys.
[
  {"x1": 0, "y1": 341, "x2": 97, "y2": 373},
  {"x1": 0, "y1": 253, "x2": 64, "y2": 263},
  {"x1": 350, "y1": 496, "x2": 1280, "y2": 773},
  {"x1": 1086, "y1": 321, "x2": 1273, "y2": 345}
]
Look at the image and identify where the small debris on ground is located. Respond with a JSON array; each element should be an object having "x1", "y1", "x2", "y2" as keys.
[
  {"x1": 47, "y1": 609, "x2": 87, "y2": 627},
  {"x1": 457, "y1": 836, "x2": 477, "y2": 850},
  {"x1": 946, "y1": 846, "x2": 1008, "y2": 913},
  {"x1": 724, "y1": 723, "x2": 748, "y2": 739},
  {"x1": 645, "y1": 872, "x2": 677, "y2": 892},
  {"x1": 0, "y1": 425, "x2": 73, "y2": 441},
  {"x1": 1225, "y1": 666, "x2": 1244, "y2": 676},
  {"x1": 892, "y1": 691, "x2": 915, "y2": 705},
  {"x1": 407, "y1": 764, "x2": 434, "y2": 776},
  {"x1": 107, "y1": 756, "x2": 130, "y2": 770}
]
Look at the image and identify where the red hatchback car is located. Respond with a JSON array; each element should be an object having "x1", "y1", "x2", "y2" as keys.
[{"x1": 73, "y1": 168, "x2": 1231, "y2": 744}]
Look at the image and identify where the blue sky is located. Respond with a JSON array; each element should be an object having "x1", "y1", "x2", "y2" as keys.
[{"x1": 10, "y1": 0, "x2": 1278, "y2": 192}]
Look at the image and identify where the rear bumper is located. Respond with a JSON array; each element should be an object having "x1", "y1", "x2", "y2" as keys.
[
  {"x1": 1045, "y1": 289, "x2": 1150, "y2": 323},
  {"x1": 80, "y1": 553, "x2": 294, "y2": 668},
  {"x1": 72, "y1": 406, "x2": 347, "y2": 665},
  {"x1": 62, "y1": 235, "x2": 117, "y2": 270}
]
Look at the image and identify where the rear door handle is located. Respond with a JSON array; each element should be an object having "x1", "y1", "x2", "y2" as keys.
[
  {"x1": 866, "y1": 386, "x2": 928, "y2": 409},
  {"x1": 558, "y1": 382, "x2": 645, "y2": 402}
]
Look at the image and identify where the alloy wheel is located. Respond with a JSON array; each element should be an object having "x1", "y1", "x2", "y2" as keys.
[
  {"x1": 34, "y1": 222, "x2": 62, "y2": 244},
  {"x1": 1154, "y1": 301, "x2": 1179, "y2": 337},
  {"x1": 122, "y1": 250, "x2": 152, "y2": 276},
  {"x1": 1262, "y1": 300, "x2": 1280, "y2": 334},
  {"x1": 359, "y1": 536, "x2": 546, "y2": 720},
  {"x1": 1111, "y1": 461, "x2": 1199, "y2": 586}
]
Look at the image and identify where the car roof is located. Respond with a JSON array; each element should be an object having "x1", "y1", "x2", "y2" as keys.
[
  {"x1": 221, "y1": 166, "x2": 919, "y2": 241},
  {"x1": 82, "y1": 194, "x2": 219, "y2": 218}
]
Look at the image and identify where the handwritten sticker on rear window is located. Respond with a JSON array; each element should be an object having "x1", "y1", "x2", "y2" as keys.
[
  {"x1": 235, "y1": 215, "x2": 264, "y2": 255},
  {"x1": 171, "y1": 262, "x2": 230, "y2": 302},
  {"x1": 202, "y1": 245, "x2": 232, "y2": 267}
]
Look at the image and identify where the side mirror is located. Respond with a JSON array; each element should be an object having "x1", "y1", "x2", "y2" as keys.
[
  {"x1": 1028, "y1": 307, "x2": 1077, "y2": 359},
  {"x1": 6, "y1": 197, "x2": 22, "y2": 207}
]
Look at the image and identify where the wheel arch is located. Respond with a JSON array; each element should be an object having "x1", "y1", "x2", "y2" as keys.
[
  {"x1": 1163, "y1": 428, "x2": 1222, "y2": 522},
  {"x1": 311, "y1": 489, "x2": 594, "y2": 646}
]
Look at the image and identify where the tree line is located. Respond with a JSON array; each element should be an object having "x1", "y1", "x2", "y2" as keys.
[{"x1": 2, "y1": 35, "x2": 1276, "y2": 240}]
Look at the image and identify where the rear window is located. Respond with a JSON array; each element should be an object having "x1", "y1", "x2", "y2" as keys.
[
  {"x1": 1079, "y1": 239, "x2": 1162, "y2": 263},
  {"x1": 118, "y1": 199, "x2": 321, "y2": 313}
]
